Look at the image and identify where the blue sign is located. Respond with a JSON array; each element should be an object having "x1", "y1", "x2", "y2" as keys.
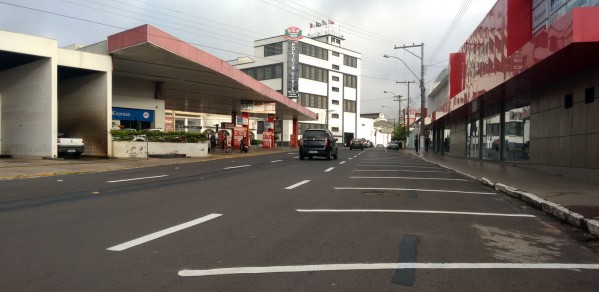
[{"x1": 112, "y1": 107, "x2": 154, "y2": 122}]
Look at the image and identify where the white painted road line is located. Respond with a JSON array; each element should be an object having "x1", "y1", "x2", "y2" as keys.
[
  {"x1": 285, "y1": 180, "x2": 311, "y2": 190},
  {"x1": 334, "y1": 187, "x2": 494, "y2": 195},
  {"x1": 358, "y1": 165, "x2": 441, "y2": 169},
  {"x1": 339, "y1": 161, "x2": 347, "y2": 165},
  {"x1": 271, "y1": 160, "x2": 283, "y2": 163},
  {"x1": 354, "y1": 170, "x2": 451, "y2": 173},
  {"x1": 223, "y1": 165, "x2": 251, "y2": 170},
  {"x1": 296, "y1": 209, "x2": 534, "y2": 217},
  {"x1": 107, "y1": 175, "x2": 169, "y2": 183},
  {"x1": 179, "y1": 262, "x2": 599, "y2": 277},
  {"x1": 325, "y1": 167, "x2": 335, "y2": 172},
  {"x1": 107, "y1": 213, "x2": 222, "y2": 251},
  {"x1": 350, "y1": 177, "x2": 468, "y2": 181}
]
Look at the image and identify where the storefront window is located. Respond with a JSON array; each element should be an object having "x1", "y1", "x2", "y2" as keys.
[
  {"x1": 175, "y1": 118, "x2": 185, "y2": 131},
  {"x1": 466, "y1": 117, "x2": 479, "y2": 158},
  {"x1": 504, "y1": 102, "x2": 530, "y2": 161},
  {"x1": 443, "y1": 129, "x2": 451, "y2": 154},
  {"x1": 482, "y1": 104, "x2": 501, "y2": 161}
]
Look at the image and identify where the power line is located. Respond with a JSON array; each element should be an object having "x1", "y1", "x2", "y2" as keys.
[{"x1": 428, "y1": 0, "x2": 472, "y2": 63}]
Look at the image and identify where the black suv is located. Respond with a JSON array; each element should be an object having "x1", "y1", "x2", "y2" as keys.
[{"x1": 299, "y1": 129, "x2": 338, "y2": 160}]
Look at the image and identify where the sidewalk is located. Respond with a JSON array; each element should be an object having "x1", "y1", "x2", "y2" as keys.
[{"x1": 410, "y1": 149, "x2": 599, "y2": 238}]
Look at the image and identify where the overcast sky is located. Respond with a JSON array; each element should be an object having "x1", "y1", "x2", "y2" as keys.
[{"x1": 0, "y1": 0, "x2": 497, "y2": 119}]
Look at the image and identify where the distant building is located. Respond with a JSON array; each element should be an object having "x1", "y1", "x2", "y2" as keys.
[{"x1": 230, "y1": 27, "x2": 361, "y2": 146}]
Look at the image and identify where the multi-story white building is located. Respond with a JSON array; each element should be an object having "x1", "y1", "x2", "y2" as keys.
[{"x1": 230, "y1": 28, "x2": 361, "y2": 146}]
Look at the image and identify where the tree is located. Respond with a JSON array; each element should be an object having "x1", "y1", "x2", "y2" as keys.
[{"x1": 393, "y1": 125, "x2": 407, "y2": 142}]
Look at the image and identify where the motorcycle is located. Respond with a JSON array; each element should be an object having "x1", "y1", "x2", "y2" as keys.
[{"x1": 240, "y1": 138, "x2": 249, "y2": 153}]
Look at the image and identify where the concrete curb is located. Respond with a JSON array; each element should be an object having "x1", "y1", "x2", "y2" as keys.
[{"x1": 417, "y1": 155, "x2": 598, "y2": 238}]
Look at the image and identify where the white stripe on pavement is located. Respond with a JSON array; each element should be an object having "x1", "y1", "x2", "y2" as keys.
[
  {"x1": 285, "y1": 180, "x2": 311, "y2": 190},
  {"x1": 107, "y1": 213, "x2": 222, "y2": 251},
  {"x1": 107, "y1": 175, "x2": 169, "y2": 183},
  {"x1": 325, "y1": 167, "x2": 335, "y2": 172},
  {"x1": 354, "y1": 170, "x2": 451, "y2": 173},
  {"x1": 179, "y1": 262, "x2": 599, "y2": 277},
  {"x1": 296, "y1": 209, "x2": 535, "y2": 218},
  {"x1": 350, "y1": 177, "x2": 467, "y2": 181},
  {"x1": 339, "y1": 161, "x2": 347, "y2": 165},
  {"x1": 223, "y1": 165, "x2": 251, "y2": 170},
  {"x1": 358, "y1": 165, "x2": 441, "y2": 169},
  {"x1": 271, "y1": 160, "x2": 283, "y2": 163},
  {"x1": 334, "y1": 187, "x2": 494, "y2": 195}
]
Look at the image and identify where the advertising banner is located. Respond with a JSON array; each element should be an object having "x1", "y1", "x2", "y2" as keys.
[
  {"x1": 241, "y1": 101, "x2": 276, "y2": 114},
  {"x1": 285, "y1": 26, "x2": 303, "y2": 100},
  {"x1": 262, "y1": 132, "x2": 274, "y2": 148},
  {"x1": 233, "y1": 127, "x2": 245, "y2": 150},
  {"x1": 112, "y1": 107, "x2": 154, "y2": 122}
]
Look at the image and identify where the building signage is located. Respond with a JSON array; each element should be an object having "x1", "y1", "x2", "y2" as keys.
[
  {"x1": 112, "y1": 107, "x2": 154, "y2": 122},
  {"x1": 240, "y1": 101, "x2": 276, "y2": 114},
  {"x1": 285, "y1": 26, "x2": 303, "y2": 100}
]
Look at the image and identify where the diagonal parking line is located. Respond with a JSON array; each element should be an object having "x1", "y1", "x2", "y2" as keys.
[
  {"x1": 178, "y1": 263, "x2": 599, "y2": 277},
  {"x1": 107, "y1": 213, "x2": 222, "y2": 251},
  {"x1": 296, "y1": 209, "x2": 535, "y2": 218},
  {"x1": 334, "y1": 187, "x2": 494, "y2": 195}
]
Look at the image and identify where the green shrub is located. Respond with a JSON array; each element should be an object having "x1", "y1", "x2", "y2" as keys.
[{"x1": 110, "y1": 130, "x2": 208, "y2": 143}]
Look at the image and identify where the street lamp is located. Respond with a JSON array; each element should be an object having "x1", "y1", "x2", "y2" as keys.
[
  {"x1": 384, "y1": 43, "x2": 426, "y2": 157},
  {"x1": 396, "y1": 81, "x2": 415, "y2": 149}
]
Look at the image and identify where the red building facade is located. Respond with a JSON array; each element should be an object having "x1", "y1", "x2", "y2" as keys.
[{"x1": 429, "y1": 0, "x2": 599, "y2": 180}]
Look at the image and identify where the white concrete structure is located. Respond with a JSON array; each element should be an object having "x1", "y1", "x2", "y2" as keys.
[
  {"x1": 231, "y1": 30, "x2": 361, "y2": 146},
  {"x1": 0, "y1": 30, "x2": 112, "y2": 158}
]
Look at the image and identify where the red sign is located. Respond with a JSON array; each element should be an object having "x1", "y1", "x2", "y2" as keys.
[
  {"x1": 262, "y1": 132, "x2": 273, "y2": 148},
  {"x1": 165, "y1": 116, "x2": 174, "y2": 132}
]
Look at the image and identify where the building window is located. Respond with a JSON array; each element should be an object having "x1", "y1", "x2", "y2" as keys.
[
  {"x1": 332, "y1": 113, "x2": 340, "y2": 119},
  {"x1": 300, "y1": 43, "x2": 328, "y2": 60},
  {"x1": 344, "y1": 75, "x2": 357, "y2": 88},
  {"x1": 343, "y1": 99, "x2": 356, "y2": 113},
  {"x1": 332, "y1": 87, "x2": 339, "y2": 92},
  {"x1": 565, "y1": 94, "x2": 573, "y2": 109},
  {"x1": 297, "y1": 93, "x2": 328, "y2": 109},
  {"x1": 242, "y1": 64, "x2": 283, "y2": 81},
  {"x1": 264, "y1": 42, "x2": 283, "y2": 56},
  {"x1": 585, "y1": 87, "x2": 595, "y2": 104},
  {"x1": 332, "y1": 127, "x2": 340, "y2": 132},
  {"x1": 332, "y1": 64, "x2": 339, "y2": 70},
  {"x1": 332, "y1": 99, "x2": 340, "y2": 105},
  {"x1": 332, "y1": 76, "x2": 339, "y2": 81},
  {"x1": 300, "y1": 63, "x2": 328, "y2": 83},
  {"x1": 332, "y1": 51, "x2": 339, "y2": 57},
  {"x1": 343, "y1": 55, "x2": 357, "y2": 68}
]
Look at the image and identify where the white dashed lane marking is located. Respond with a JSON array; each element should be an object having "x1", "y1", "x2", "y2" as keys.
[
  {"x1": 285, "y1": 180, "x2": 311, "y2": 190},
  {"x1": 107, "y1": 175, "x2": 169, "y2": 183}
]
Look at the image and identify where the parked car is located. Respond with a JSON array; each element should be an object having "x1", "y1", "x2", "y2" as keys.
[
  {"x1": 57, "y1": 133, "x2": 84, "y2": 158},
  {"x1": 387, "y1": 141, "x2": 400, "y2": 150},
  {"x1": 349, "y1": 139, "x2": 364, "y2": 151},
  {"x1": 299, "y1": 129, "x2": 338, "y2": 160}
]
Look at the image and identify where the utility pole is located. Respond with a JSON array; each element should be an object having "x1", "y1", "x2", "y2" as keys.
[
  {"x1": 393, "y1": 43, "x2": 425, "y2": 156},
  {"x1": 396, "y1": 80, "x2": 415, "y2": 149}
]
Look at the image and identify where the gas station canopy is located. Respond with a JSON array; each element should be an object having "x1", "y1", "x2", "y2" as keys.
[{"x1": 108, "y1": 25, "x2": 317, "y2": 121}]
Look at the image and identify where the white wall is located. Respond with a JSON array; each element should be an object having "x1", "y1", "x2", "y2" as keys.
[
  {"x1": 1, "y1": 59, "x2": 55, "y2": 157},
  {"x1": 113, "y1": 77, "x2": 166, "y2": 130}
]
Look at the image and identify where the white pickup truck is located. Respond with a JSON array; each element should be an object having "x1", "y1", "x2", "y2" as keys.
[{"x1": 57, "y1": 133, "x2": 84, "y2": 158}]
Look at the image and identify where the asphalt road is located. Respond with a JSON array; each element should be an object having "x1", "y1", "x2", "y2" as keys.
[{"x1": 1, "y1": 147, "x2": 598, "y2": 291}]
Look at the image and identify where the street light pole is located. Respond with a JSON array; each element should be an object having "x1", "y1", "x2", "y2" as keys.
[
  {"x1": 396, "y1": 80, "x2": 415, "y2": 149},
  {"x1": 385, "y1": 43, "x2": 426, "y2": 157}
]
